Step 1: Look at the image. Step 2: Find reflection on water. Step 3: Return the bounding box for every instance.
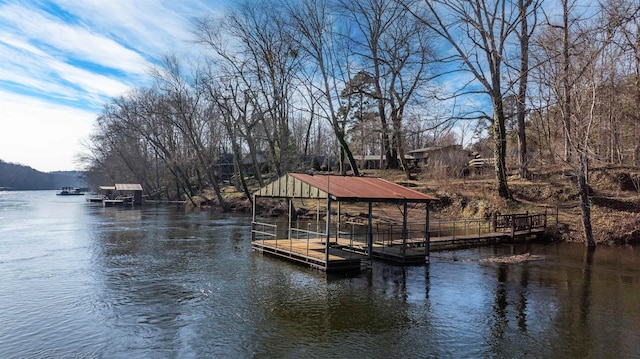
[1,191,640,357]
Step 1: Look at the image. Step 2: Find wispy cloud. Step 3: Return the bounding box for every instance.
[0,0,221,171]
[0,32,132,108]
[0,2,151,76]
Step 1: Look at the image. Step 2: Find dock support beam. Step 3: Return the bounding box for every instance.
[325,196,331,267]
[288,198,293,241]
[402,202,408,259]
[368,201,373,260]
[425,201,430,260]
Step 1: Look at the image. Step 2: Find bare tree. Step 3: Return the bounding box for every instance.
[532,0,639,247]
[193,1,302,177]
[612,0,640,165]
[285,0,361,176]
[96,90,197,203]
[340,0,436,178]
[149,56,229,210]
[410,0,523,198]
[202,75,257,202]
[513,0,540,179]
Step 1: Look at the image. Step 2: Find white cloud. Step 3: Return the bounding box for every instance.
[0,2,151,76]
[49,60,134,100]
[52,0,217,57]
[0,35,132,108]
[0,90,96,172]
[0,0,227,172]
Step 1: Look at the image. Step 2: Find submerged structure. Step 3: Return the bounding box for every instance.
[251,173,438,272]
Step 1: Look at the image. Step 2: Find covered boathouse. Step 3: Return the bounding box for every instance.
[251,173,438,272]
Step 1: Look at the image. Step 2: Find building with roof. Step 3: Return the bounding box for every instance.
[251,173,437,271]
[408,145,469,169]
[91,183,143,206]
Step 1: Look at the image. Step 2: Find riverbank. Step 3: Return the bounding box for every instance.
[208,166,640,246]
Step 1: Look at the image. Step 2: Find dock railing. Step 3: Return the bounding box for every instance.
[251,221,277,244]
[288,225,316,260]
[430,219,493,239]
[372,219,493,243]
[343,221,369,251]
[372,211,549,242]
[253,210,552,264]
[493,211,549,237]
[252,222,351,259]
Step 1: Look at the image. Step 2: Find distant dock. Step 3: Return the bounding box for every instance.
[87,183,143,207]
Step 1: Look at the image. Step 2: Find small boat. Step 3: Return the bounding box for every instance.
[56,187,85,196]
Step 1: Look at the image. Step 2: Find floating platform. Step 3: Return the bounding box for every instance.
[252,238,364,272]
[102,198,133,207]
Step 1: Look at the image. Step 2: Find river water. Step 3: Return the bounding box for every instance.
[1,190,639,358]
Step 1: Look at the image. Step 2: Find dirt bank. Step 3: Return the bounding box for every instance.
[209,167,640,246]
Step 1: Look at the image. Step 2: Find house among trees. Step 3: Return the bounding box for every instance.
[241,151,269,176]
[355,154,416,170]
[214,153,235,181]
[408,145,469,170]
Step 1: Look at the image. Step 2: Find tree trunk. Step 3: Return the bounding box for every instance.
[578,151,595,247]
[492,89,511,199]
[231,139,252,207]
[562,0,572,163]
[333,123,360,176]
[493,122,511,199]
[517,0,532,179]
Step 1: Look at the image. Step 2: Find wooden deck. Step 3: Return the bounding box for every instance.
[251,239,364,272]
[252,236,428,271]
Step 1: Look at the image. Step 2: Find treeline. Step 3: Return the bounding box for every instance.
[0,160,85,190]
[84,0,640,244]
[83,0,446,209]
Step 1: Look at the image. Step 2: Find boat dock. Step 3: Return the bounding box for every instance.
[252,212,549,271]
[251,173,552,272]
[86,184,143,207]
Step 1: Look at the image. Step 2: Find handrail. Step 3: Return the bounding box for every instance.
[252,221,277,229]
[251,221,277,243]
[494,212,548,233]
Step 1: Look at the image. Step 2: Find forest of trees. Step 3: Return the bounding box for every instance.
[83,0,640,244]
[0,160,85,190]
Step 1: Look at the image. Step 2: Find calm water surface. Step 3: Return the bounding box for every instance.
[1,191,639,358]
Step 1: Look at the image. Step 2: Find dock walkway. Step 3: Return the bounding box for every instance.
[429,228,546,250]
[252,211,550,272]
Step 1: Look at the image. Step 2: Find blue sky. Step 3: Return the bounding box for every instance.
[0,0,586,173]
[0,0,225,172]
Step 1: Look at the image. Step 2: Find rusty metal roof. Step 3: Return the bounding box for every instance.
[254,173,437,203]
